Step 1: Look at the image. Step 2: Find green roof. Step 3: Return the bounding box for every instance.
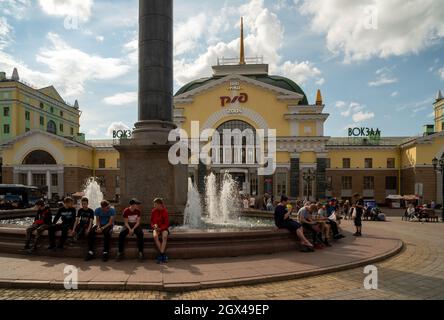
[175,74,309,105]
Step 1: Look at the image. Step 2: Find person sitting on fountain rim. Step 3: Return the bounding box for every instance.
[151,198,170,264]
[316,203,345,241]
[274,196,314,252]
[24,200,52,253]
[72,197,94,242]
[85,200,116,262]
[116,199,144,262]
[298,204,326,249]
[48,197,77,250]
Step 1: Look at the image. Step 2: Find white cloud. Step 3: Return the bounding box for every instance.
[107,122,130,137]
[440,68,444,80]
[95,35,104,43]
[103,91,137,106]
[38,0,94,22]
[368,67,398,87]
[174,0,323,87]
[299,0,444,63]
[337,101,374,124]
[0,0,31,19]
[174,13,207,56]
[391,91,399,97]
[353,111,375,122]
[35,32,130,97]
[0,17,12,50]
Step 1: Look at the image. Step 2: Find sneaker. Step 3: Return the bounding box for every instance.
[323,240,332,247]
[353,232,360,237]
[162,254,169,263]
[138,252,144,262]
[314,243,324,250]
[23,244,31,251]
[47,245,56,251]
[102,253,109,262]
[156,255,163,264]
[27,248,36,254]
[300,246,315,253]
[85,252,95,261]
[116,253,124,262]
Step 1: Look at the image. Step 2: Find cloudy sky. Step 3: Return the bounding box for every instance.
[1,0,443,139]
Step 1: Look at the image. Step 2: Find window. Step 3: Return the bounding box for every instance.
[3,107,9,117]
[70,127,74,135]
[386,176,397,190]
[25,111,30,121]
[99,159,106,169]
[59,123,64,132]
[50,106,54,113]
[51,174,58,187]
[32,174,46,187]
[19,173,28,186]
[3,124,10,134]
[326,158,331,169]
[47,120,57,134]
[364,176,375,190]
[326,176,332,191]
[250,175,258,196]
[60,111,64,117]
[115,175,120,188]
[343,158,351,169]
[276,172,287,196]
[25,128,30,132]
[342,176,352,189]
[40,116,44,126]
[387,158,395,169]
[365,158,373,169]
[39,102,44,109]
[117,159,120,169]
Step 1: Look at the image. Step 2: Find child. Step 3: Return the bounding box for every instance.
[151,198,170,264]
[117,199,144,262]
[49,197,77,250]
[72,197,94,241]
[352,193,364,237]
[85,200,116,262]
[25,200,52,253]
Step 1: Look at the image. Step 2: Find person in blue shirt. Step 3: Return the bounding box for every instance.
[85,200,115,262]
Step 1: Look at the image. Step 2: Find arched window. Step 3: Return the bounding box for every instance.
[23,150,57,165]
[215,120,256,165]
[47,120,57,134]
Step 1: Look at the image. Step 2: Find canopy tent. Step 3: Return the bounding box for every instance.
[386,195,403,200]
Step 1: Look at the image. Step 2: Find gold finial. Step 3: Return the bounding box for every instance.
[316,89,323,106]
[240,17,246,65]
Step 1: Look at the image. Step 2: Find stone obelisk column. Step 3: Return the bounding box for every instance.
[115,0,187,223]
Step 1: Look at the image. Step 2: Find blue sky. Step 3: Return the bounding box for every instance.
[0,0,443,139]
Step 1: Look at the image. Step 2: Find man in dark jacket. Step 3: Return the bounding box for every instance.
[25,200,52,253]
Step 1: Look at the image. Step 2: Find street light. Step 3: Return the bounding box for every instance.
[303,169,316,202]
[432,156,444,222]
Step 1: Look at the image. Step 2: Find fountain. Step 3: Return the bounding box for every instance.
[83,177,104,210]
[183,178,203,228]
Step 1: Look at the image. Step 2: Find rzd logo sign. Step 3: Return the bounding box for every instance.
[220,93,248,107]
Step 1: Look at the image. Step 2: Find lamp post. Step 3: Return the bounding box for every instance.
[303,169,316,202]
[432,156,444,222]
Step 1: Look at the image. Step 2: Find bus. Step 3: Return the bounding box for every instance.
[0,185,43,210]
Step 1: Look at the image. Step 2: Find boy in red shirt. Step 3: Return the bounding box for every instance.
[117,199,144,262]
[151,198,170,263]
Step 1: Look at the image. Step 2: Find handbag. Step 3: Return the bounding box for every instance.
[351,207,357,219]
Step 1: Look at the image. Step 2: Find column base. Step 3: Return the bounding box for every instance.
[132,120,177,146]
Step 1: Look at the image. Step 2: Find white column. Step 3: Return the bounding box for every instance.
[27,171,32,186]
[46,170,52,200]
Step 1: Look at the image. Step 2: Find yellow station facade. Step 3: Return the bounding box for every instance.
[1,47,444,205]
